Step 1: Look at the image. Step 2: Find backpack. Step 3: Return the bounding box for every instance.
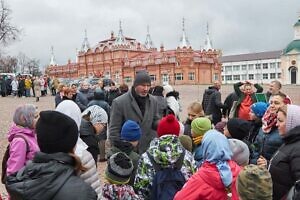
[147,150,186,200]
[1,135,29,184]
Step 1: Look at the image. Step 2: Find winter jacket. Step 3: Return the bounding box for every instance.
[75,88,94,111]
[134,135,197,200]
[80,119,99,163]
[109,89,160,154]
[153,95,168,119]
[174,160,241,200]
[233,82,263,119]
[183,119,192,138]
[222,92,239,117]
[202,86,215,114]
[107,88,121,106]
[107,140,140,185]
[6,152,97,200]
[205,87,226,125]
[24,79,32,89]
[79,149,102,199]
[7,124,40,176]
[11,80,18,91]
[102,184,141,200]
[250,127,283,164]
[269,126,300,200]
[88,89,110,120]
[165,94,181,119]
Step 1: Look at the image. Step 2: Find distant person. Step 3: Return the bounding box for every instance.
[204,81,227,125]
[183,101,205,137]
[266,80,291,104]
[151,85,168,118]
[106,82,120,106]
[54,83,67,107]
[11,77,19,97]
[118,83,129,96]
[75,81,94,111]
[109,71,160,154]
[6,111,97,200]
[233,81,263,121]
[33,76,41,102]
[163,84,181,119]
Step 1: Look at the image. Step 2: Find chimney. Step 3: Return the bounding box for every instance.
[111,31,114,39]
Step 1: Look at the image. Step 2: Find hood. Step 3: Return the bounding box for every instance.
[6,152,75,200]
[147,135,184,168]
[94,89,105,100]
[283,125,300,144]
[7,123,35,142]
[112,140,134,154]
[199,160,240,190]
[204,87,217,95]
[79,119,95,136]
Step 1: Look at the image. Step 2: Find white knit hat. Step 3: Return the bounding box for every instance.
[286,105,300,132]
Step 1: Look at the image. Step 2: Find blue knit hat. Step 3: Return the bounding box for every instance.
[121,120,141,141]
[251,102,268,118]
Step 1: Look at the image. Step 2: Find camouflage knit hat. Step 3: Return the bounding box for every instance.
[237,164,272,200]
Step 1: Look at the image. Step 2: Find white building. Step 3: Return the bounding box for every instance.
[220,50,282,84]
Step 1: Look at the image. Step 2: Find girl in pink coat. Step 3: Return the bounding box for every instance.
[6,104,40,176]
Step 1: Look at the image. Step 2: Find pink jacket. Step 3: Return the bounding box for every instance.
[174,160,241,200]
[7,124,40,175]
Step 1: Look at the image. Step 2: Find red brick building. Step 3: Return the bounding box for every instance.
[46,21,222,85]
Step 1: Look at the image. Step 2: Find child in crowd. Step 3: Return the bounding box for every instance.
[228,139,250,166]
[134,114,196,200]
[214,121,227,134]
[107,120,141,186]
[191,117,212,167]
[237,164,272,200]
[179,135,193,152]
[224,118,251,140]
[102,152,141,200]
[174,130,241,200]
[183,101,205,137]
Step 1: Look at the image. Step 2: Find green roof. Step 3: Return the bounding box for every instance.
[294,19,300,27]
[283,40,300,54]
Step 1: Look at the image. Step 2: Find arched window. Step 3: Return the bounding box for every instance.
[288,66,298,84]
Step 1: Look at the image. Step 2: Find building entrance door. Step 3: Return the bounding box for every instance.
[290,67,297,84]
[162,74,169,85]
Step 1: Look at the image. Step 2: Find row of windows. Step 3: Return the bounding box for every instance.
[223,62,280,72]
[222,73,281,81]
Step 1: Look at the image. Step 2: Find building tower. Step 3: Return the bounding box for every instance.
[144,25,155,50]
[203,22,213,51]
[81,29,90,52]
[114,20,127,46]
[49,46,56,66]
[179,18,191,48]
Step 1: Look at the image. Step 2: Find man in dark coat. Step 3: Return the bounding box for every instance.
[205,81,227,125]
[109,71,160,154]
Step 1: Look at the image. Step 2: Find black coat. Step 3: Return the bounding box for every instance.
[205,87,226,125]
[269,126,300,200]
[6,152,97,200]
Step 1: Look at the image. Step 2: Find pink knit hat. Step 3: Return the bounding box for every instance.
[286,105,300,132]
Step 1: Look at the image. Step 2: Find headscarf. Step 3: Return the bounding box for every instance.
[55,100,88,157]
[262,107,277,133]
[202,129,233,187]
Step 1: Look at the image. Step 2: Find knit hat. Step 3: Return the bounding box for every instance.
[105,152,134,184]
[121,120,142,141]
[286,105,300,132]
[228,139,249,166]
[191,117,212,137]
[251,102,268,118]
[36,111,78,153]
[133,71,151,87]
[82,105,108,125]
[226,118,251,140]
[215,121,227,134]
[179,135,193,152]
[237,164,273,200]
[157,114,180,137]
[163,84,173,95]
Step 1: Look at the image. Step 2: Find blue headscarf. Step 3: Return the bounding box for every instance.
[201,129,233,187]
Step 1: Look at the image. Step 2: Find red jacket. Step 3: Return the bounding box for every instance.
[174,160,241,200]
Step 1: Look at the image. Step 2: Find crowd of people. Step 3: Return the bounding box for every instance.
[1,71,300,200]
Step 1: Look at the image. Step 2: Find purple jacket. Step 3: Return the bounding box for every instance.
[7,124,40,175]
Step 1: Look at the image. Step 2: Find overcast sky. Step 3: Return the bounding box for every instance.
[3,0,300,68]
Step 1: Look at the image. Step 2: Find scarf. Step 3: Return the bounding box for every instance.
[192,135,203,145]
[262,108,277,133]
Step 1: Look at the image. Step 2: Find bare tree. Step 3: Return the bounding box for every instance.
[0,0,20,46]
[17,52,28,73]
